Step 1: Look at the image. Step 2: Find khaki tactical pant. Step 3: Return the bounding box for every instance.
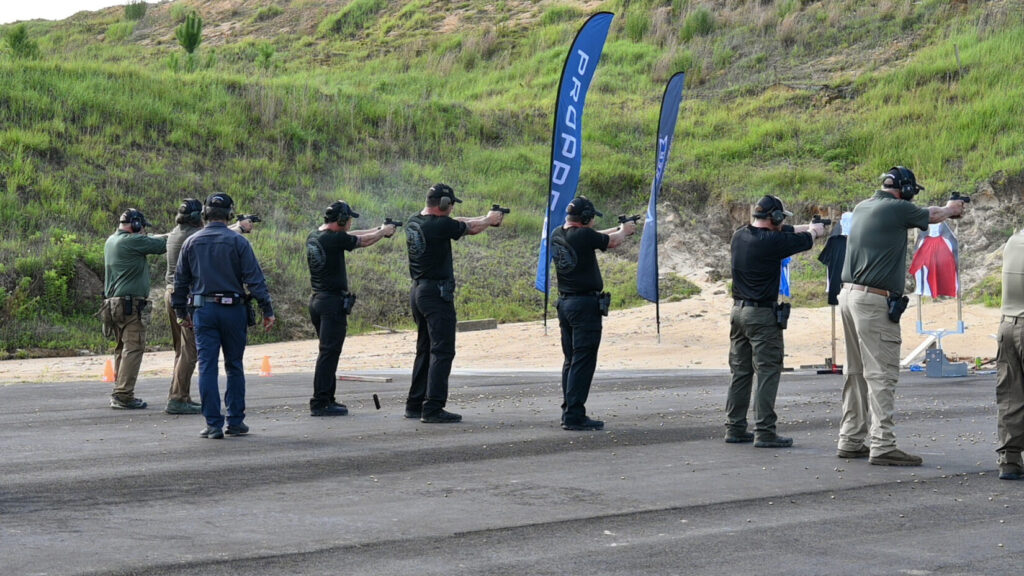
[165,287,197,403]
[108,297,148,401]
[838,288,901,456]
[996,317,1024,467]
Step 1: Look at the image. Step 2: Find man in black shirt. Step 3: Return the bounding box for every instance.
[404,183,505,423]
[551,196,636,431]
[306,201,396,417]
[726,195,824,447]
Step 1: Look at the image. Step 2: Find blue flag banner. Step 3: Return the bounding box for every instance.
[535,12,614,293]
[779,257,792,298]
[637,72,685,303]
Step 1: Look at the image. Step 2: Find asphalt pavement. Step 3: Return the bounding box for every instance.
[0,366,1019,575]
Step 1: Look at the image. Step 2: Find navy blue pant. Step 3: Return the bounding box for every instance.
[309,292,348,409]
[193,302,248,429]
[557,295,603,425]
[407,280,456,416]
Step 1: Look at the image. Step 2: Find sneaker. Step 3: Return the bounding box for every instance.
[754,434,793,448]
[837,445,871,459]
[404,409,422,419]
[110,396,147,410]
[420,409,462,424]
[310,404,349,417]
[199,426,224,439]
[562,417,604,431]
[225,423,249,436]
[999,463,1023,480]
[869,448,923,466]
[165,399,202,415]
[725,431,754,444]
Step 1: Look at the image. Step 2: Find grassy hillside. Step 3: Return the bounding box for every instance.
[1,0,1022,355]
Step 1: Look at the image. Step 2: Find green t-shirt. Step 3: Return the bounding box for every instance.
[841,191,930,295]
[1002,232,1024,318]
[103,230,167,298]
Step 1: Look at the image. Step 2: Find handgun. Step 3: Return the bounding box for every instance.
[617,214,641,224]
[950,192,970,218]
[237,214,262,223]
[384,217,403,227]
[812,215,832,226]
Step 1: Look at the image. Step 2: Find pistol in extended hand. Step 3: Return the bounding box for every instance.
[617,214,641,224]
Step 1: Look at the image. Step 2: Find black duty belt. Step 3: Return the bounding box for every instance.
[734,299,775,308]
[204,293,241,305]
[1003,315,1024,325]
[560,291,600,298]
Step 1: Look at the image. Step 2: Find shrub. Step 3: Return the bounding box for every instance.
[124,1,147,21]
[624,11,650,43]
[176,11,203,54]
[4,24,40,60]
[680,7,715,42]
[252,5,284,23]
[106,21,135,43]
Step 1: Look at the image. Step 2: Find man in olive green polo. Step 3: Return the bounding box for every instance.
[996,228,1024,480]
[102,208,167,410]
[837,166,964,466]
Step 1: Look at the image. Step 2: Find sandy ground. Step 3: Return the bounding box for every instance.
[0,284,1002,385]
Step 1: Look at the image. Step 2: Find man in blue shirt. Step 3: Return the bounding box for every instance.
[172,193,275,439]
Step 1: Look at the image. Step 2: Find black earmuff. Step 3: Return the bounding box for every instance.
[754,196,786,226]
[122,209,145,233]
[888,166,921,201]
[180,199,202,222]
[439,196,451,210]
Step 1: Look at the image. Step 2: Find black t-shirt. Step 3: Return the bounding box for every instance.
[730,224,813,303]
[406,213,467,281]
[306,228,359,293]
[817,235,847,306]
[551,225,610,294]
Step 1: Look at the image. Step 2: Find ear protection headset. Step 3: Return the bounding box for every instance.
[179,198,202,222]
[886,166,922,201]
[325,201,354,224]
[567,197,596,224]
[753,196,787,226]
[430,184,454,210]
[121,209,145,233]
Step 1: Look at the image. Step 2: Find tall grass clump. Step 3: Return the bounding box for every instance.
[4,24,40,60]
[318,0,387,37]
[680,7,715,42]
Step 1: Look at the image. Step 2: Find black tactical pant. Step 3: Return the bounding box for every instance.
[309,292,348,410]
[557,294,603,425]
[726,304,784,436]
[407,279,457,416]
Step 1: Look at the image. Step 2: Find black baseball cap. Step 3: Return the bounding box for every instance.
[754,195,792,219]
[205,193,234,210]
[325,200,360,222]
[566,196,603,218]
[427,183,462,204]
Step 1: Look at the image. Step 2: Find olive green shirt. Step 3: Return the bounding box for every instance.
[841,191,930,295]
[103,230,167,298]
[1002,231,1024,318]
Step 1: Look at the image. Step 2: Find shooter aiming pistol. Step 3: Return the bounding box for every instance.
[490,204,510,227]
[618,214,642,225]
[950,191,970,219]
[235,214,261,233]
[812,214,832,226]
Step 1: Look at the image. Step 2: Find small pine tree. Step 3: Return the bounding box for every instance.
[175,11,203,54]
[124,1,147,21]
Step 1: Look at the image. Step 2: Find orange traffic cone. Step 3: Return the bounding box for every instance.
[102,359,116,382]
[259,355,272,377]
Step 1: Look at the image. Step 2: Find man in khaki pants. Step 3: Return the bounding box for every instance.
[102,209,167,410]
[995,228,1024,480]
[837,166,964,466]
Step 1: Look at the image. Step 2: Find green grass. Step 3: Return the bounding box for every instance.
[0,0,1022,353]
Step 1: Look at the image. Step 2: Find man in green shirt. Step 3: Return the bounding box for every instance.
[837,166,964,466]
[102,208,167,409]
[996,229,1024,480]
